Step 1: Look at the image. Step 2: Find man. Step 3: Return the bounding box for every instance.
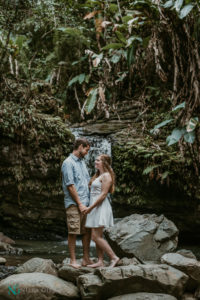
[61,138,92,268]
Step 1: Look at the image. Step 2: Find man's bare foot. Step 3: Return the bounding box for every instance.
[82,258,94,267]
[87,261,104,268]
[109,257,120,268]
[69,263,81,269]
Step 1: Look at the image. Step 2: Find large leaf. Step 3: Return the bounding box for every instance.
[186,117,199,132]
[166,128,185,146]
[126,36,142,48]
[172,101,185,112]
[174,0,183,12]
[179,4,194,19]
[143,164,160,175]
[184,131,195,143]
[150,119,173,133]
[85,88,98,114]
[163,0,173,8]
[68,74,86,87]
[102,43,124,50]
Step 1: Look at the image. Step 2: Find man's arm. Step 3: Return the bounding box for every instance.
[62,161,87,213]
[67,184,87,213]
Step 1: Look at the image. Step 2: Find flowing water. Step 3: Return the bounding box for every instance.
[70,127,111,175]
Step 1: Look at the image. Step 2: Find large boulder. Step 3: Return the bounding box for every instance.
[0,257,6,265]
[0,272,79,300]
[58,265,95,284]
[77,264,188,299]
[0,233,15,245]
[161,253,200,282]
[15,257,58,276]
[107,293,177,300]
[0,242,23,255]
[104,214,178,261]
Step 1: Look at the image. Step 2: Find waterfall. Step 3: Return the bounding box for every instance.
[70,128,112,176]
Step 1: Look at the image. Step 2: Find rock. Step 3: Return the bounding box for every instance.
[15,257,58,276]
[58,265,95,284]
[0,241,23,255]
[117,257,140,266]
[107,293,178,300]
[0,257,6,265]
[78,274,104,300]
[161,253,200,284]
[0,265,17,280]
[176,249,197,260]
[104,214,178,262]
[182,293,197,300]
[77,264,188,300]
[0,232,15,245]
[0,272,79,300]
[195,287,200,299]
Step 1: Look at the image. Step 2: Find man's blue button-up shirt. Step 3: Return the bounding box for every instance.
[61,153,90,209]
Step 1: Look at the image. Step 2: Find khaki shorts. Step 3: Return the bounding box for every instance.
[66,205,86,235]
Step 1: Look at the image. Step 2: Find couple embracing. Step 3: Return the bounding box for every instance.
[61,138,119,269]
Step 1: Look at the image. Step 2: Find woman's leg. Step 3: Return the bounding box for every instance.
[90,227,119,267]
[87,229,104,267]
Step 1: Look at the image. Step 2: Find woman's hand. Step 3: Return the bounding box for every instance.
[83,206,93,215]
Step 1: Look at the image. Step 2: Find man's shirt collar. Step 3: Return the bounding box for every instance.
[70,153,82,161]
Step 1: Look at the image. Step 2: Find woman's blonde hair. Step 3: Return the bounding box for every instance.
[89,154,115,193]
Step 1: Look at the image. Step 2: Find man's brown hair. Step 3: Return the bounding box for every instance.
[73,138,90,150]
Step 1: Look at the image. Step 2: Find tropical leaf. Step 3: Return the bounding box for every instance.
[184,131,195,143]
[85,88,98,113]
[143,164,160,175]
[166,128,185,146]
[172,101,185,112]
[186,117,199,132]
[179,4,194,19]
[102,43,124,50]
[150,119,173,133]
[68,74,86,87]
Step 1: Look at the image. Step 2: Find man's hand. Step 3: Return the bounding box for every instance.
[78,203,87,213]
[83,206,93,215]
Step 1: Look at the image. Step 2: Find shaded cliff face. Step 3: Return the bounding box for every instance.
[0,90,74,239]
[72,110,200,242]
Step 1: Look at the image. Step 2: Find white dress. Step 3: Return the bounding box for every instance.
[85,175,114,228]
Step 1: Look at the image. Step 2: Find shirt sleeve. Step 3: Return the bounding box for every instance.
[62,160,74,186]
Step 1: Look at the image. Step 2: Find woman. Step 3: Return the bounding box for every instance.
[84,154,119,268]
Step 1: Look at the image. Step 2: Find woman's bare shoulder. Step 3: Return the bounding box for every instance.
[101,172,112,181]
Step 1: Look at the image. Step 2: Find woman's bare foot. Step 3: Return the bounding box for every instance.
[69,263,81,269]
[82,258,94,267]
[87,261,104,268]
[109,257,120,268]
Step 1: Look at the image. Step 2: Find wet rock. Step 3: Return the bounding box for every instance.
[0,232,15,245]
[15,257,58,276]
[0,241,23,255]
[117,257,140,266]
[0,265,17,280]
[0,272,79,300]
[58,265,95,284]
[161,253,200,284]
[176,249,197,260]
[104,214,178,262]
[107,293,178,300]
[77,264,188,299]
[182,293,197,300]
[0,257,6,265]
[78,274,104,300]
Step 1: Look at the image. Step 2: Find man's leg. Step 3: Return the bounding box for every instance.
[81,228,93,266]
[68,233,80,268]
[66,205,81,269]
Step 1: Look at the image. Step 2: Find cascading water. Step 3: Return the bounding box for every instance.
[70,128,112,176]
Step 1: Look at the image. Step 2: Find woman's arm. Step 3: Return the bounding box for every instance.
[85,173,112,214]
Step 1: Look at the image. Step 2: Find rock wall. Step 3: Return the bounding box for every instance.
[0,93,74,239]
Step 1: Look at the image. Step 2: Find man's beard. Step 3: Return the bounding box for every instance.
[79,151,84,158]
